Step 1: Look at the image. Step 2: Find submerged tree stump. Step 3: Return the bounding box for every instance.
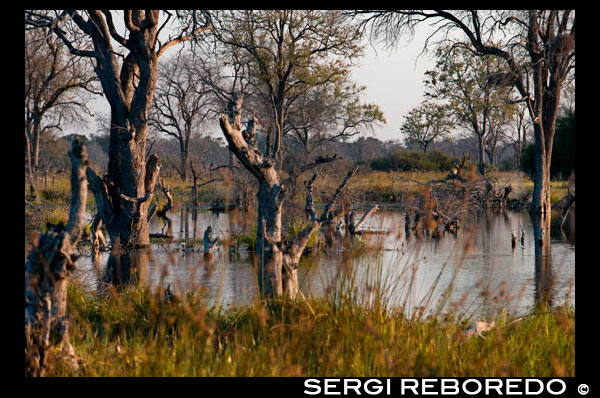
[25,138,88,376]
[346,205,379,234]
[203,226,218,255]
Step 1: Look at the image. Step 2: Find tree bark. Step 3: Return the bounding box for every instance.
[477,132,486,175]
[25,10,210,248]
[25,138,88,376]
[219,95,356,299]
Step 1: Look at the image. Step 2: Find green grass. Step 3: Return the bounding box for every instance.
[34,169,571,209]
[26,169,575,377]
[41,276,574,377]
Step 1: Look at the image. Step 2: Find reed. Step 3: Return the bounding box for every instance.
[42,242,574,377]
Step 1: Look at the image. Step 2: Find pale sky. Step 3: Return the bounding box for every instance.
[73,12,438,144]
[351,28,437,142]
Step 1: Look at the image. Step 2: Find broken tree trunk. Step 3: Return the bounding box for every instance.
[156,180,173,217]
[203,226,218,255]
[281,169,357,298]
[346,205,379,234]
[557,193,575,230]
[219,94,356,299]
[90,212,106,255]
[25,138,88,377]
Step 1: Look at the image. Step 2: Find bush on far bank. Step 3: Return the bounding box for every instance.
[370,149,456,172]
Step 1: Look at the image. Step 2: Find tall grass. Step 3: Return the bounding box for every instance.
[56,281,573,377]
[28,172,574,377]
[45,230,575,377]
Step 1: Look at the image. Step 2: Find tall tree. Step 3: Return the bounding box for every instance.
[219,95,357,298]
[357,10,575,228]
[25,10,211,247]
[400,101,452,153]
[211,10,364,167]
[25,24,98,193]
[423,44,515,173]
[149,52,214,181]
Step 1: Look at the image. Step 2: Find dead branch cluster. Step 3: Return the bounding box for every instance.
[403,175,514,238]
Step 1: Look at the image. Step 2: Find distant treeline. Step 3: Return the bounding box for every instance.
[38,110,574,180]
[370,150,456,172]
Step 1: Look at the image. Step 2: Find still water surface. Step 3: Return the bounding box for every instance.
[75,207,575,318]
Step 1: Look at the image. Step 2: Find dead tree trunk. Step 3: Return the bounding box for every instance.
[557,193,575,230]
[152,179,173,218]
[281,169,357,297]
[90,212,106,255]
[219,94,283,297]
[219,94,354,299]
[203,226,218,255]
[25,138,88,377]
[346,205,379,234]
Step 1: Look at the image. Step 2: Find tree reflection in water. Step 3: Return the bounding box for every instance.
[102,248,150,289]
[531,213,553,309]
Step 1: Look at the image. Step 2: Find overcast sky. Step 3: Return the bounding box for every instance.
[351,28,437,142]
[75,12,438,144]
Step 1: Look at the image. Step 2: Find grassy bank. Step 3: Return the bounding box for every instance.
[42,281,574,377]
[27,169,569,209]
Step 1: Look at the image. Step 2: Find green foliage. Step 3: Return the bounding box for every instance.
[47,280,574,377]
[371,150,455,172]
[521,111,575,180]
[551,110,575,179]
[401,101,453,152]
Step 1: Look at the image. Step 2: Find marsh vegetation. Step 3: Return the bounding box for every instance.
[25,10,574,378]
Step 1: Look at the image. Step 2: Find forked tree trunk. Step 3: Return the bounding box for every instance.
[33,10,210,249]
[219,95,356,299]
[25,138,88,377]
[255,182,285,297]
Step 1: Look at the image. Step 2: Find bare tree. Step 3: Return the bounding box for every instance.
[356,10,575,229]
[25,138,88,376]
[211,10,364,167]
[219,95,357,299]
[149,52,214,181]
[25,24,98,194]
[25,10,212,247]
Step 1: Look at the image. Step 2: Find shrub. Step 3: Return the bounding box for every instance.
[520,110,575,180]
[371,149,455,172]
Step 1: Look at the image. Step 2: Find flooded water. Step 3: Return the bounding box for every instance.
[75,206,575,318]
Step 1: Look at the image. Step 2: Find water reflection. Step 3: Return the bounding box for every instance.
[75,208,575,317]
[101,248,149,288]
[531,213,554,309]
